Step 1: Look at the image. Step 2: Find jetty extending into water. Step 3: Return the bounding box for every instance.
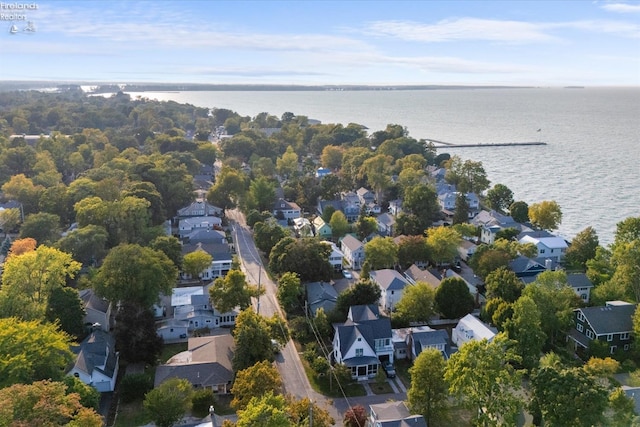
[426,138,546,148]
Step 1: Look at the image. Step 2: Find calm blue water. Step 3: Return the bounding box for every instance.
[127,88,640,246]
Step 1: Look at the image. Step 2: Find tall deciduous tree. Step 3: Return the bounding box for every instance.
[435,277,474,319]
[485,184,514,213]
[397,235,430,269]
[269,237,331,282]
[150,235,183,269]
[509,200,529,224]
[288,396,334,427]
[402,183,439,231]
[330,210,350,239]
[360,154,393,202]
[115,302,163,364]
[485,267,524,302]
[426,226,461,266]
[444,156,490,194]
[0,380,102,427]
[19,212,61,245]
[209,269,258,314]
[231,360,283,410]
[276,146,299,178]
[565,226,599,270]
[254,221,288,256]
[504,295,546,371]
[408,348,448,426]
[183,250,213,280]
[0,318,74,387]
[236,392,291,427]
[452,192,470,225]
[277,272,302,314]
[94,243,177,308]
[394,282,436,325]
[445,334,523,427]
[206,166,247,211]
[248,176,276,213]
[46,286,86,339]
[232,309,275,371]
[56,224,109,266]
[144,378,193,427]
[335,279,381,320]
[321,145,343,170]
[528,200,563,231]
[364,236,398,270]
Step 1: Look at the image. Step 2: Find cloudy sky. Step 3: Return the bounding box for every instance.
[1,0,639,86]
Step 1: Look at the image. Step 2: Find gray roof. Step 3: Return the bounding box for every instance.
[508,256,547,276]
[79,288,110,314]
[376,212,395,227]
[578,303,637,335]
[566,273,594,289]
[72,330,117,379]
[370,402,427,427]
[341,234,363,251]
[348,304,380,322]
[412,329,450,358]
[336,306,392,358]
[305,282,338,315]
[182,242,231,260]
[371,269,409,291]
[185,229,226,244]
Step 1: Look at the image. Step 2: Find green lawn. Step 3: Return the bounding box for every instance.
[113,401,151,427]
[369,381,394,395]
[158,342,188,364]
[301,359,366,397]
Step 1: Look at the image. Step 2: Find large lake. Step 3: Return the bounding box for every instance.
[127,88,640,246]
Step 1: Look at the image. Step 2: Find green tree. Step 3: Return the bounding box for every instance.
[444,156,490,194]
[288,396,334,427]
[402,183,439,230]
[248,176,276,212]
[485,267,523,302]
[46,286,86,339]
[335,279,381,320]
[393,281,436,325]
[115,302,163,364]
[528,200,563,231]
[150,235,183,269]
[232,309,275,371]
[330,210,350,239]
[355,215,377,241]
[94,244,177,308]
[210,269,258,313]
[509,200,529,224]
[254,221,288,256]
[530,366,607,427]
[144,378,193,427]
[56,224,109,266]
[0,245,81,320]
[276,146,299,178]
[565,226,599,270]
[445,334,523,427]
[360,154,393,202]
[504,295,545,371]
[485,184,514,213]
[0,207,21,236]
[587,246,615,286]
[269,237,331,282]
[19,212,61,245]
[397,235,430,269]
[63,375,101,411]
[236,392,291,427]
[426,226,461,266]
[408,348,448,426]
[610,239,640,302]
[435,277,474,319]
[183,250,213,280]
[0,318,74,387]
[0,380,102,427]
[206,166,247,211]
[452,192,471,225]
[321,145,343,170]
[608,387,638,427]
[612,216,640,249]
[468,246,512,281]
[277,272,302,314]
[231,360,283,410]
[364,236,398,270]
[1,173,43,214]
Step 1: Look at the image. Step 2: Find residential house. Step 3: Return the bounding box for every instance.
[403,264,440,290]
[170,285,237,331]
[341,234,365,270]
[181,242,233,281]
[452,313,497,348]
[293,217,313,237]
[567,273,594,303]
[438,191,480,219]
[313,216,332,239]
[305,281,338,316]
[323,241,345,272]
[78,289,112,332]
[568,301,636,357]
[316,167,331,178]
[177,200,223,219]
[332,305,394,380]
[376,213,396,237]
[179,216,222,238]
[184,228,226,244]
[509,256,548,279]
[155,333,235,394]
[370,269,410,312]
[393,326,451,361]
[518,232,568,262]
[356,187,375,206]
[368,401,427,427]
[273,198,301,220]
[457,240,477,262]
[388,199,402,216]
[68,329,119,392]
[472,210,528,245]
[156,318,189,341]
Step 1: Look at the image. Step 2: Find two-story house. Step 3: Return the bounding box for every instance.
[452,313,497,349]
[472,209,528,245]
[273,198,301,221]
[341,234,365,270]
[177,200,223,219]
[323,241,345,272]
[518,231,568,262]
[568,301,636,357]
[68,329,119,392]
[313,216,332,239]
[333,305,394,380]
[179,216,223,238]
[393,325,451,361]
[370,269,410,312]
[368,402,427,427]
[376,213,396,237]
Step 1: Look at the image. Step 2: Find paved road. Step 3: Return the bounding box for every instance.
[226,209,341,423]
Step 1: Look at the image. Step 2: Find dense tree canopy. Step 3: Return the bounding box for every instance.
[144,378,193,427]
[210,269,258,314]
[528,200,563,231]
[231,360,282,410]
[435,277,474,319]
[269,237,331,282]
[232,309,275,371]
[408,348,448,426]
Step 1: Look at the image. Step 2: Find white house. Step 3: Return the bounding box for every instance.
[370,269,410,312]
[457,240,477,262]
[171,285,237,331]
[376,213,396,237]
[181,242,233,282]
[369,401,427,427]
[177,200,223,218]
[273,198,301,220]
[567,273,594,303]
[179,216,223,238]
[292,217,313,237]
[341,234,365,270]
[78,289,112,332]
[332,305,393,380]
[322,241,345,272]
[519,233,568,262]
[452,313,497,348]
[68,329,119,392]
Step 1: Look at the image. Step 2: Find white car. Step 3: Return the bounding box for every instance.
[342,269,352,279]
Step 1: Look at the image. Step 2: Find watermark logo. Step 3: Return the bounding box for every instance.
[2,3,38,35]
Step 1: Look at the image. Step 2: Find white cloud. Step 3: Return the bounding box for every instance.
[363,18,559,43]
[601,3,640,13]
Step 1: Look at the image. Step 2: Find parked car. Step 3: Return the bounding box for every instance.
[271,339,281,354]
[381,361,396,378]
[342,269,352,279]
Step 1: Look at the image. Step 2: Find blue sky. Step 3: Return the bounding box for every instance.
[1,0,639,86]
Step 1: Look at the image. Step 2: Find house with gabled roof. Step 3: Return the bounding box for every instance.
[181,242,233,281]
[369,401,427,427]
[177,200,223,218]
[568,301,636,357]
[332,305,393,380]
[376,213,396,237]
[370,269,410,312]
[341,234,365,270]
[452,313,497,348]
[179,216,223,238]
[509,256,548,278]
[403,264,440,290]
[273,198,301,220]
[305,281,338,316]
[155,333,235,394]
[393,325,451,361]
[472,209,528,245]
[68,329,119,392]
[519,232,568,262]
[323,241,345,272]
[78,288,112,332]
[313,216,332,239]
[170,285,237,331]
[567,273,594,303]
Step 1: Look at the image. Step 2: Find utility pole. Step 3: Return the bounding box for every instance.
[256,264,261,314]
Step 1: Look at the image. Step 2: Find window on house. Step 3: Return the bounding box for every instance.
[576,324,583,333]
[624,344,630,351]
[577,312,585,322]
[355,348,363,357]
[607,334,613,341]
[621,333,630,340]
[610,345,617,354]
[586,329,594,339]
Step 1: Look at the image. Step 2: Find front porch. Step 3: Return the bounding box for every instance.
[344,356,380,380]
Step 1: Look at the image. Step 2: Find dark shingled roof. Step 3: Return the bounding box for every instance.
[578,303,636,335]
